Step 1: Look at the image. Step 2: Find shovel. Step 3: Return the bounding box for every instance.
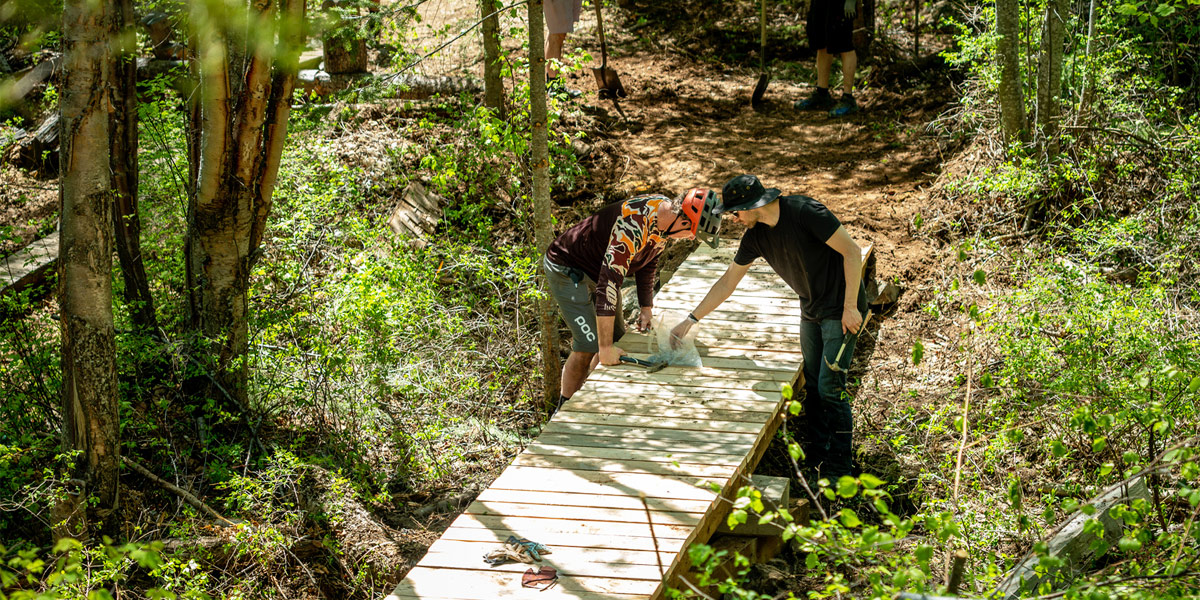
[824,309,873,373]
[750,0,770,108]
[620,355,666,373]
[591,0,627,99]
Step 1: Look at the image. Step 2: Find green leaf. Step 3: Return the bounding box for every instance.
[1187,376,1200,394]
[911,340,924,366]
[973,269,986,285]
[788,400,802,416]
[860,473,884,489]
[839,509,862,528]
[1092,437,1107,453]
[915,544,933,564]
[1117,536,1142,552]
[837,476,859,498]
[781,383,793,400]
[806,552,819,569]
[788,442,805,462]
[1050,440,1068,458]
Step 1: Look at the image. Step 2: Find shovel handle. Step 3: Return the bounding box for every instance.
[760,0,767,71]
[831,309,873,365]
[593,0,608,68]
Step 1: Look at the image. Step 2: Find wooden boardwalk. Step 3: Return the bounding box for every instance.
[386,244,824,600]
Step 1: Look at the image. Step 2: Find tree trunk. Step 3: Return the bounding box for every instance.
[996,0,1027,147]
[113,0,158,333]
[322,0,367,74]
[55,0,121,541]
[528,0,561,412]
[1036,0,1067,157]
[480,0,504,113]
[1077,0,1097,122]
[186,0,306,409]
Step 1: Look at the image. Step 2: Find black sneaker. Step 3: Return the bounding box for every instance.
[830,93,859,116]
[548,78,582,100]
[794,87,834,111]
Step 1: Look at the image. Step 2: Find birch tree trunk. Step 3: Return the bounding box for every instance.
[528,0,562,412]
[186,0,306,408]
[55,0,121,540]
[481,0,504,113]
[996,0,1027,147]
[113,0,158,332]
[1036,0,1067,157]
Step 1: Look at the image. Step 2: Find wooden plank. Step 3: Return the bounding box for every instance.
[557,402,775,423]
[437,524,688,554]
[552,411,764,434]
[513,453,737,478]
[586,366,794,387]
[473,489,713,514]
[423,538,671,567]
[570,380,783,403]
[488,466,722,501]
[562,395,780,416]
[464,500,702,527]
[417,546,669,581]
[0,233,58,293]
[389,567,655,599]
[520,443,745,467]
[540,421,760,445]
[447,513,695,541]
[534,432,753,455]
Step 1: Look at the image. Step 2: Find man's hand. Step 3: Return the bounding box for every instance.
[638,307,654,332]
[598,345,626,366]
[841,306,863,335]
[669,319,694,348]
[843,0,856,18]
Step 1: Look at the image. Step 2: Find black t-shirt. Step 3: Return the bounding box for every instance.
[733,195,863,322]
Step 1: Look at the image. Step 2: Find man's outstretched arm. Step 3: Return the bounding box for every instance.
[670,261,752,343]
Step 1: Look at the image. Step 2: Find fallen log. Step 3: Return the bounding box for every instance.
[2,112,59,176]
[0,54,61,114]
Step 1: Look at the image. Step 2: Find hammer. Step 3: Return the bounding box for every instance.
[620,355,667,373]
[824,309,873,373]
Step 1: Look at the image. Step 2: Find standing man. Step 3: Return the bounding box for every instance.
[545,189,721,410]
[671,175,866,479]
[794,0,860,116]
[544,0,583,83]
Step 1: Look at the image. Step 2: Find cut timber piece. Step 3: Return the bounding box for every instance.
[388,181,444,246]
[557,401,775,422]
[465,499,703,527]
[4,112,60,175]
[437,524,689,554]
[586,365,794,387]
[552,410,764,434]
[389,566,656,599]
[418,546,669,581]
[716,475,789,536]
[520,443,746,466]
[1,55,61,114]
[448,512,695,540]
[1,232,58,297]
[423,538,668,567]
[512,452,738,479]
[488,465,723,502]
[473,488,713,514]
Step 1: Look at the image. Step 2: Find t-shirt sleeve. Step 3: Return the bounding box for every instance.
[802,199,842,242]
[733,233,760,266]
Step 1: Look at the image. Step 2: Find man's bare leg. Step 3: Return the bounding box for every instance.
[816,48,834,89]
[561,350,594,398]
[546,33,567,79]
[840,49,857,94]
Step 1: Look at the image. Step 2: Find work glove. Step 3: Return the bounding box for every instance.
[843,0,856,19]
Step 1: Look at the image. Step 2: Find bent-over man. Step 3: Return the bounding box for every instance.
[671,174,866,478]
[545,189,721,410]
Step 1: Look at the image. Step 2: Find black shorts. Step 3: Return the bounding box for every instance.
[806,0,856,54]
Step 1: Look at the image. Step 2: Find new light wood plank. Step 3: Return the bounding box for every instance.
[557,402,775,422]
[416,548,669,581]
[551,411,764,434]
[540,421,759,444]
[423,538,671,567]
[586,366,793,387]
[488,466,721,501]
[473,489,713,514]
[390,567,654,600]
[533,432,752,455]
[448,513,694,540]
[568,381,782,403]
[513,453,737,479]
[520,443,745,467]
[465,500,702,527]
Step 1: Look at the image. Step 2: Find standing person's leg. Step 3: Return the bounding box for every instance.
[544,257,600,407]
[828,6,859,115]
[815,319,858,478]
[796,0,836,110]
[839,50,857,95]
[543,0,582,80]
[546,33,567,79]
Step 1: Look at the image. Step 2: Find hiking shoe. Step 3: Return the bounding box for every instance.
[794,87,834,111]
[830,93,859,116]
[548,78,582,100]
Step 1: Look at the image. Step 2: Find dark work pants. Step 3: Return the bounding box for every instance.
[799,318,859,479]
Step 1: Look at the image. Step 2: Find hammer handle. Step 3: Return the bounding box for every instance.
[831,309,873,364]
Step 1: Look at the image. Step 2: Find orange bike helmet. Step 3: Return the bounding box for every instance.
[681,188,722,249]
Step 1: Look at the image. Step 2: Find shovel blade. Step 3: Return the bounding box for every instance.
[593,66,627,99]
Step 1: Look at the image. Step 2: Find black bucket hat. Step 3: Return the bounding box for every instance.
[714,174,782,215]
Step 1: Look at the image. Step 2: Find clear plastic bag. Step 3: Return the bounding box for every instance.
[647,310,703,368]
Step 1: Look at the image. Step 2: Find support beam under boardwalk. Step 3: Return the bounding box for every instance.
[387,243,873,600]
